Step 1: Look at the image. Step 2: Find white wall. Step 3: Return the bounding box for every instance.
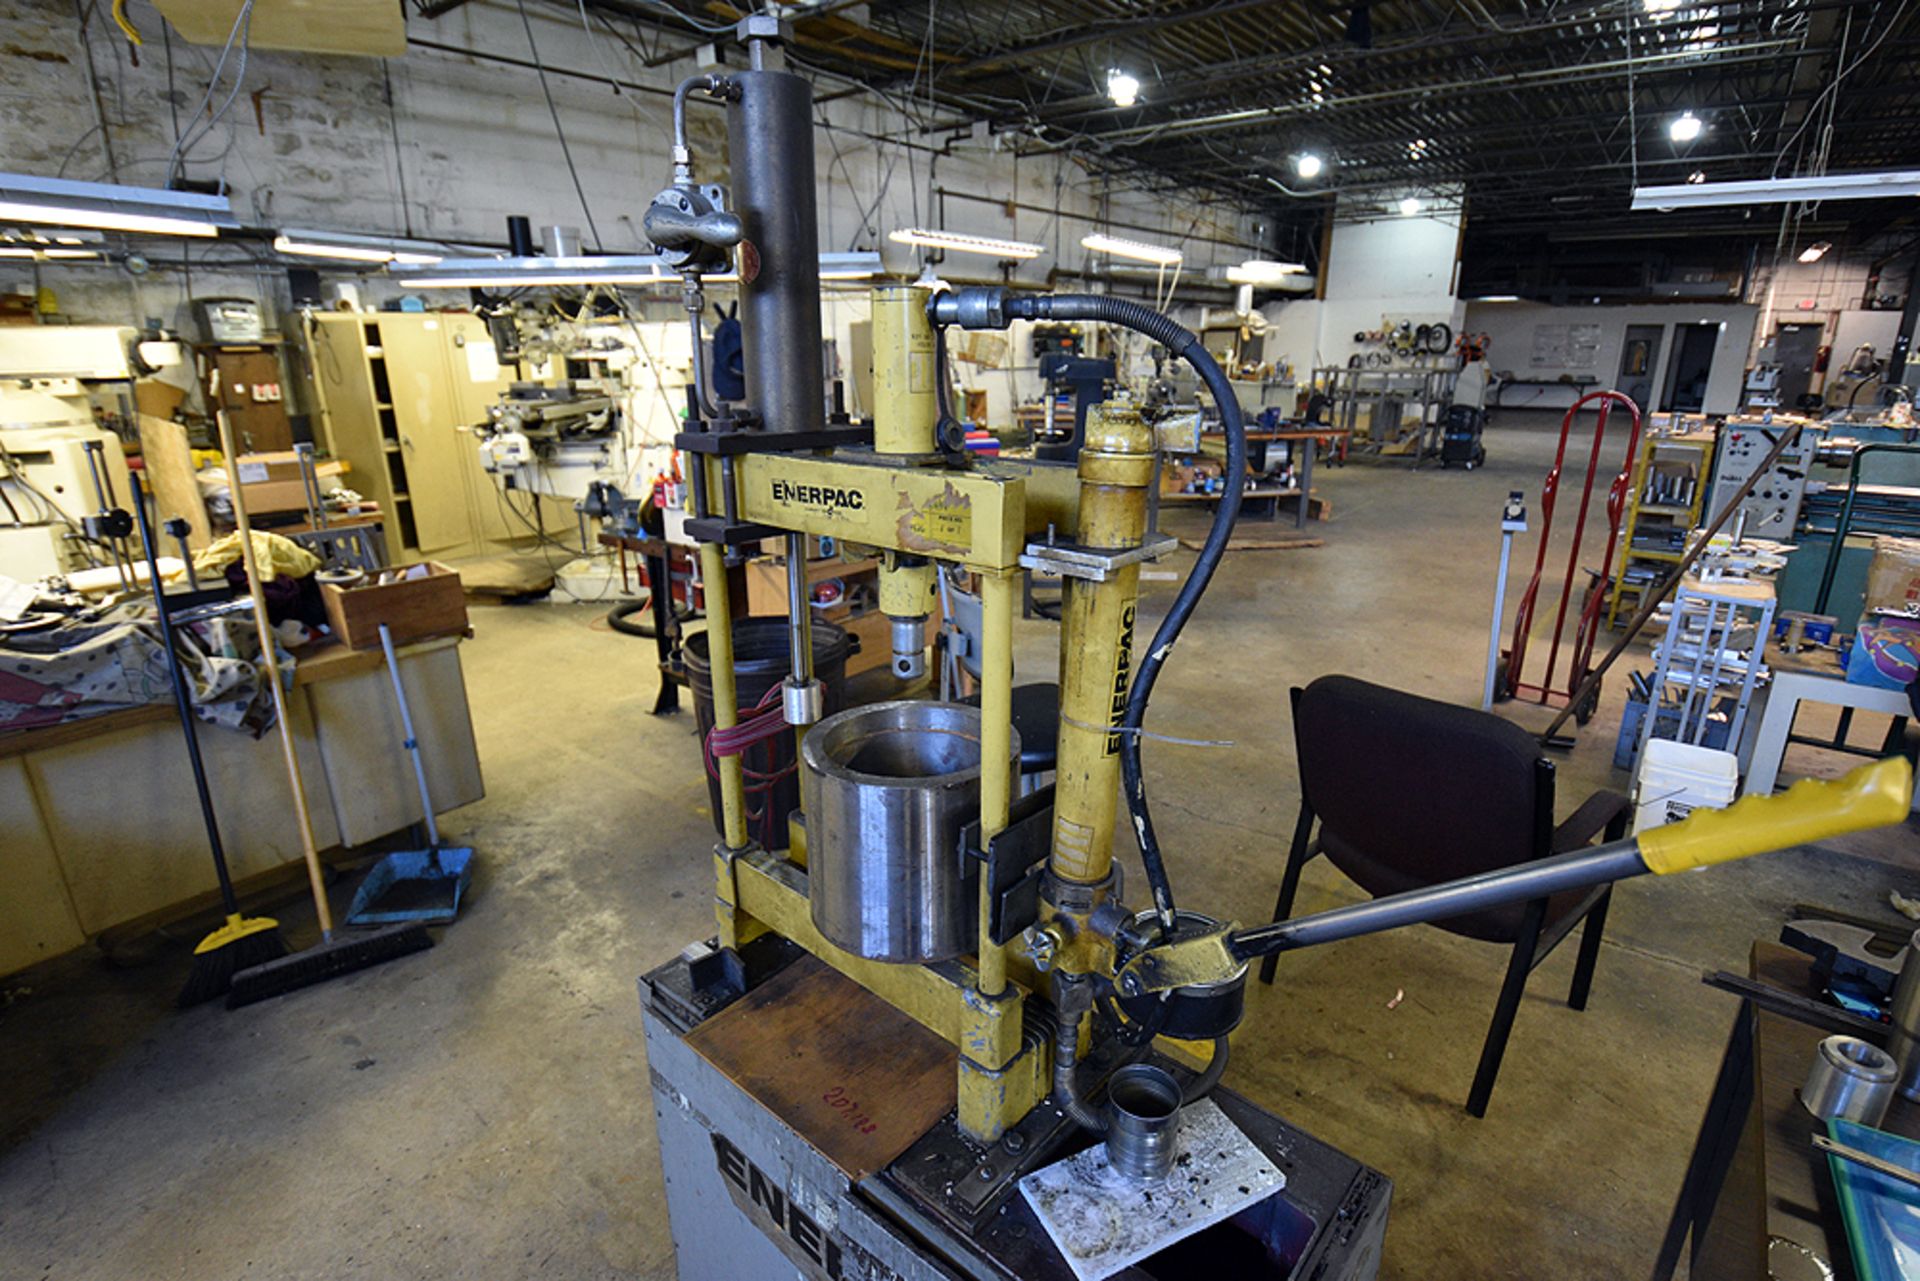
[1460,301,1759,415]
[1248,196,1465,376]
[0,0,1261,423]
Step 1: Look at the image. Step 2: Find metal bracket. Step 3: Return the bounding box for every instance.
[962,785,1055,946]
[674,424,874,456]
[1019,532,1178,583]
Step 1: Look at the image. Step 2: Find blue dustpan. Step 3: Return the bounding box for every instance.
[345,624,476,928]
[347,846,474,926]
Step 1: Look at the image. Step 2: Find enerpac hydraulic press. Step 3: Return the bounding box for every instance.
[636,20,1913,1280]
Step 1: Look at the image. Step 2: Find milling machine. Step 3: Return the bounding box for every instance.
[636,21,1913,1280]
[475,309,694,535]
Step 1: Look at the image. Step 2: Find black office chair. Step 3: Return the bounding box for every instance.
[1260,675,1631,1116]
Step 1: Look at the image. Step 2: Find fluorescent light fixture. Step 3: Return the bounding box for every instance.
[1399,196,1423,216]
[1107,70,1141,108]
[402,250,885,290]
[1295,153,1324,180]
[1080,232,1182,266]
[1687,170,1706,184]
[1644,0,1681,12]
[1668,111,1702,143]
[818,250,884,280]
[1477,294,1522,302]
[1632,169,1920,209]
[1797,241,1832,264]
[398,254,677,288]
[0,247,99,259]
[1225,259,1306,285]
[274,228,446,265]
[888,228,1044,260]
[0,173,235,238]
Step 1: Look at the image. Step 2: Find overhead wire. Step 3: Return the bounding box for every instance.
[516,0,606,251]
[164,0,256,187]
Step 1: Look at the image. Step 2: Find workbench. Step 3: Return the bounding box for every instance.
[1160,428,1347,529]
[0,633,482,976]
[1743,640,1920,811]
[1654,941,1920,1280]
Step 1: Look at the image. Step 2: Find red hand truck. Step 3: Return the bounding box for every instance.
[1495,390,1642,725]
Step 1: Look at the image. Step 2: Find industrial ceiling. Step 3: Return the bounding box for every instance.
[525,0,1919,267]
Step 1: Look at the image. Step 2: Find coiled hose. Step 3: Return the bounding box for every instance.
[956,292,1247,933]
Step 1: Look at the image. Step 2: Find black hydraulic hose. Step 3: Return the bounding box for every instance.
[994,293,1246,932]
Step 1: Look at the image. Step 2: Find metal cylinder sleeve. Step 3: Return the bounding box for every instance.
[802,701,1019,962]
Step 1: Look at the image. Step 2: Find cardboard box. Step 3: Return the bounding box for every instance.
[321,562,467,650]
[234,450,348,514]
[1845,613,1920,691]
[1865,536,1920,616]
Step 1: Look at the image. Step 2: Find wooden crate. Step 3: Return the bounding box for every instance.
[321,562,468,650]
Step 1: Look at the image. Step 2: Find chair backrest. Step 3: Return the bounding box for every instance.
[1294,675,1551,897]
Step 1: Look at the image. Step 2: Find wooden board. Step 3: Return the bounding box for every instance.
[1181,536,1324,552]
[685,954,957,1180]
[136,414,211,550]
[154,0,405,57]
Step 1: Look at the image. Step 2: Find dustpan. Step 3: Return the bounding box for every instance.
[346,624,475,926]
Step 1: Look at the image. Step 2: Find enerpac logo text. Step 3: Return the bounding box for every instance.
[772,479,865,513]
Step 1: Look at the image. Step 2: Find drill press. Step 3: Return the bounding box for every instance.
[636,20,1912,1279]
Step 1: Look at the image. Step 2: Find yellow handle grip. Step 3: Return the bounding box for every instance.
[1639,756,1913,875]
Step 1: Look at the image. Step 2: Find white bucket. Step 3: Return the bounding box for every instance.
[1633,739,1740,836]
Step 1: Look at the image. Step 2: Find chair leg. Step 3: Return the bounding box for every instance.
[1467,897,1547,1118]
[1568,886,1612,1011]
[1259,805,1316,987]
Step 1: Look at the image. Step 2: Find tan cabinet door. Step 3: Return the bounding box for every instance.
[379,317,473,554]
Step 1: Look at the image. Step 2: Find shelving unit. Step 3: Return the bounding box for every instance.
[304,311,572,560]
[1605,430,1714,627]
[1621,576,1776,775]
[1314,364,1459,466]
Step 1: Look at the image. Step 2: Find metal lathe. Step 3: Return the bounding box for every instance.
[637,19,1912,1280]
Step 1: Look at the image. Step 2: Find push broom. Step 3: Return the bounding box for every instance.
[208,407,432,1007]
[131,475,288,1005]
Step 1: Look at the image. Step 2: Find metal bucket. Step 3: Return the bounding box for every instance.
[801,701,1018,963]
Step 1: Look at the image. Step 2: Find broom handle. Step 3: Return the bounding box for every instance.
[131,474,242,917]
[378,623,441,848]
[217,407,335,939]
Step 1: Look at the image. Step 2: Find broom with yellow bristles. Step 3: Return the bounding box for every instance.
[132,475,289,1004]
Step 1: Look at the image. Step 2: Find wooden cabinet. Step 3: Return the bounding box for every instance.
[200,343,293,452]
[302,312,570,560]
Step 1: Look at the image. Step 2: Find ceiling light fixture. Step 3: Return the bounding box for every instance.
[1632,169,1920,209]
[1080,232,1182,266]
[1295,153,1324,180]
[0,247,99,260]
[274,228,445,265]
[1399,196,1423,216]
[1107,69,1142,108]
[1687,170,1707,184]
[888,228,1044,260]
[1644,0,1681,12]
[1476,294,1522,302]
[1797,241,1833,264]
[0,173,236,238]
[1668,111,1703,143]
[817,250,885,280]
[1225,259,1306,285]
[398,254,678,289]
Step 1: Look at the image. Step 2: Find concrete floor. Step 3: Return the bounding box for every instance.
[3,411,1917,1280]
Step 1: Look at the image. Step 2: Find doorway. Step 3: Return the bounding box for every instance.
[1661,323,1720,412]
[1771,322,1823,408]
[1616,325,1664,413]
